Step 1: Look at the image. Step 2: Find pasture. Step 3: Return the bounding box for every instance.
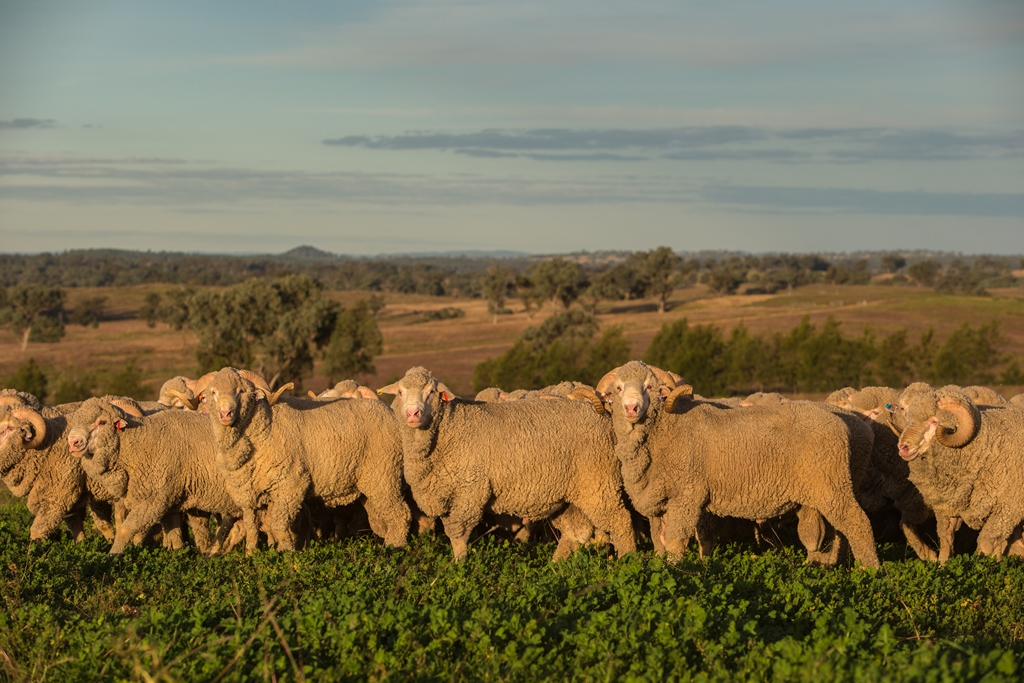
[3,283,1024,398]
[1,495,1023,682]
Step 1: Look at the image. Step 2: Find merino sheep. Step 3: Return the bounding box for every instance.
[896,386,1024,559]
[379,366,636,561]
[307,379,380,402]
[598,361,879,567]
[158,376,194,408]
[826,386,937,561]
[960,386,1008,406]
[66,397,243,554]
[0,403,116,543]
[1010,393,1024,406]
[178,367,410,552]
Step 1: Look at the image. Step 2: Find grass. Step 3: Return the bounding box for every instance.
[3,283,1024,397]
[0,500,1022,682]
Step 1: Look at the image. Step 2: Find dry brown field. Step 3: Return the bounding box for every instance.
[2,283,1024,399]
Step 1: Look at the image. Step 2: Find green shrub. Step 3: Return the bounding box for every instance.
[2,358,48,402]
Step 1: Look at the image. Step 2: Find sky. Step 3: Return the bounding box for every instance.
[1,0,1022,256]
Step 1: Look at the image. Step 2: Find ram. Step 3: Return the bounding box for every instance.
[179,368,410,552]
[598,361,879,567]
[896,386,1024,560]
[380,366,635,561]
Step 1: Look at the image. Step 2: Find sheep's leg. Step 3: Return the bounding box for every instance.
[550,505,593,562]
[976,512,1021,559]
[660,498,703,562]
[28,504,67,543]
[362,491,411,548]
[87,498,116,542]
[161,510,186,550]
[577,494,636,558]
[695,512,718,559]
[649,515,665,555]
[817,497,879,568]
[207,514,237,556]
[267,490,304,551]
[65,508,87,542]
[900,517,938,562]
[938,516,961,564]
[187,512,212,554]
[242,508,260,554]
[110,505,167,555]
[1007,526,1024,557]
[798,507,843,566]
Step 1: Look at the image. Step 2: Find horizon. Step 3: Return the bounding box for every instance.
[1,1,1022,254]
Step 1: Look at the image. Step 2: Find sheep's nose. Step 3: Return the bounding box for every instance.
[219,408,234,424]
[68,435,86,454]
[898,443,911,459]
[405,407,422,423]
[623,402,640,418]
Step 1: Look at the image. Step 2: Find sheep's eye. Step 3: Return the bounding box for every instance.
[97,419,106,426]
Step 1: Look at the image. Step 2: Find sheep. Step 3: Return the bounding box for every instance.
[175,367,410,552]
[0,403,116,543]
[896,386,1024,560]
[740,391,787,406]
[158,376,194,408]
[825,386,938,561]
[66,396,245,554]
[597,361,879,567]
[960,386,1008,406]
[306,379,380,402]
[378,366,636,561]
[1011,393,1024,406]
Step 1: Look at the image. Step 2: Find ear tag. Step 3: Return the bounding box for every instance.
[115,423,123,432]
[442,392,452,403]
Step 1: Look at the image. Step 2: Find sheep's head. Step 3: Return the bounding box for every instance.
[961,385,1008,406]
[378,367,455,430]
[0,406,47,475]
[596,361,681,424]
[158,376,194,408]
[315,380,379,401]
[897,388,979,460]
[473,387,504,403]
[0,388,43,411]
[67,398,134,468]
[831,386,901,427]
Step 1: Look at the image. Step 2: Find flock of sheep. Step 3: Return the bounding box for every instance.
[2,361,1023,567]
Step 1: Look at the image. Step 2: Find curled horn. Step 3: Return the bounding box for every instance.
[10,408,46,450]
[0,396,25,408]
[107,398,144,418]
[663,384,694,414]
[356,386,380,401]
[595,366,622,395]
[165,389,200,411]
[646,365,678,389]
[237,369,271,393]
[192,372,217,398]
[935,392,979,448]
[568,387,608,415]
[267,383,294,405]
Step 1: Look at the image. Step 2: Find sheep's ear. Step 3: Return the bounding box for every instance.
[862,407,883,423]
[308,390,318,400]
[377,382,401,396]
[657,385,673,400]
[114,419,128,432]
[436,382,456,402]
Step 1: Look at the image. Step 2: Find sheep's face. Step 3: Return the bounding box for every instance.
[607,362,658,424]
[202,371,253,427]
[846,388,899,425]
[67,399,127,468]
[896,394,949,460]
[0,408,45,475]
[379,367,454,430]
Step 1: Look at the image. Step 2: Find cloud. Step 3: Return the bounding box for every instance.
[1,155,1021,218]
[0,118,56,130]
[325,126,1024,163]
[701,185,1024,218]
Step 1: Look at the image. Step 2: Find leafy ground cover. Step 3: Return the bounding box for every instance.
[1,500,1021,682]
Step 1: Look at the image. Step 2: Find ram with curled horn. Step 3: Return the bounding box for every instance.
[896,386,1024,560]
[0,404,117,544]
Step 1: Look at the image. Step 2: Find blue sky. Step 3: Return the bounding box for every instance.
[1,0,1022,255]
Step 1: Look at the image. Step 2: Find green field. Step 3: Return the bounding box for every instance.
[1,498,1021,682]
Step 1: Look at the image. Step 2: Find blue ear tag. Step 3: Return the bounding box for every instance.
[884,404,893,410]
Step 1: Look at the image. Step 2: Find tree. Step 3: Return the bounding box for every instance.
[103,359,146,398]
[531,258,586,309]
[473,310,628,391]
[0,285,66,350]
[482,266,513,324]
[636,246,681,313]
[68,296,107,328]
[908,260,939,286]
[171,275,339,390]
[3,358,48,402]
[706,266,745,295]
[139,293,162,328]
[322,299,384,381]
[881,254,907,273]
[514,275,544,318]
